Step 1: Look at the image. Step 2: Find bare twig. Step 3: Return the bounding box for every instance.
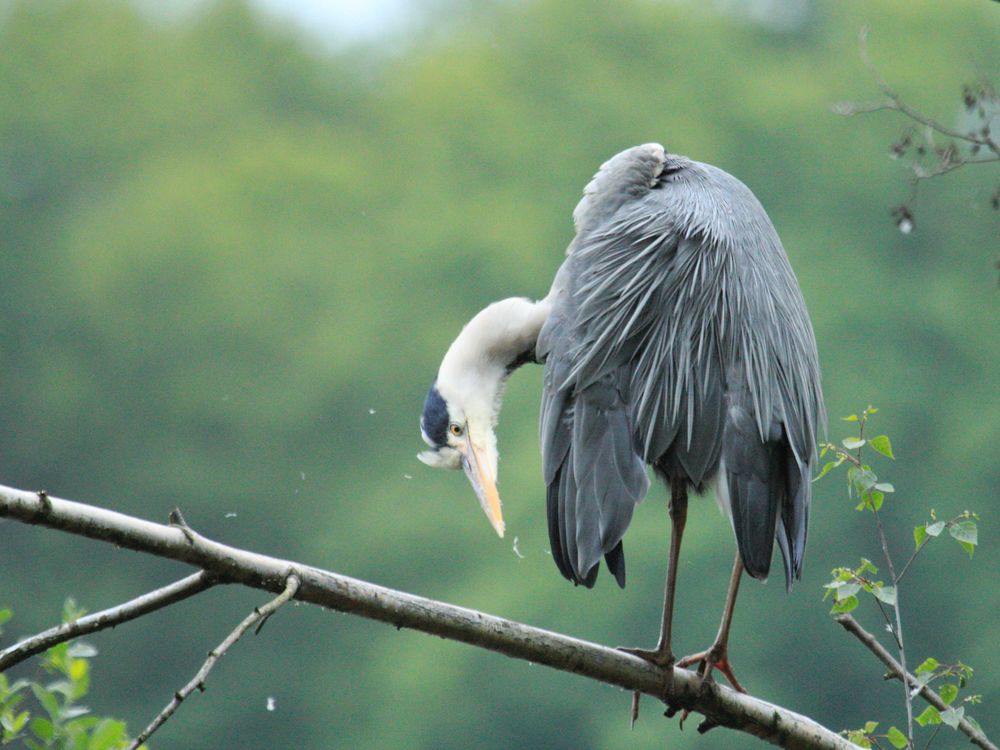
[835,27,1000,241]
[895,538,931,586]
[835,614,996,750]
[853,28,999,155]
[0,483,856,750]
[0,571,217,671]
[126,574,301,750]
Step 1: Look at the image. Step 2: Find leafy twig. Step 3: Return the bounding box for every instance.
[835,615,996,750]
[126,573,301,750]
[0,571,217,671]
[869,502,913,743]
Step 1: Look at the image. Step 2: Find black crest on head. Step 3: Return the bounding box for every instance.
[421,380,450,448]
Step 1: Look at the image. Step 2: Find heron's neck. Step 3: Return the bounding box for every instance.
[438,296,549,418]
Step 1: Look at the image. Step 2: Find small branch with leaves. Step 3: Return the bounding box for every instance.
[833,28,1000,237]
[835,615,994,750]
[815,406,988,750]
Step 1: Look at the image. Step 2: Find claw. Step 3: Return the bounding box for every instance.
[617,646,676,727]
[676,647,746,693]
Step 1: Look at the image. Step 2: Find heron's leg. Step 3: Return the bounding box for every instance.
[676,552,746,693]
[620,477,688,670]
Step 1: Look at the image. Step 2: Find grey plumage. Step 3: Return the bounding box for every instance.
[538,144,824,590]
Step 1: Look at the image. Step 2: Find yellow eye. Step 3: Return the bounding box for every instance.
[449,423,464,437]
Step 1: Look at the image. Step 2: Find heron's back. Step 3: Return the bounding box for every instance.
[538,144,824,589]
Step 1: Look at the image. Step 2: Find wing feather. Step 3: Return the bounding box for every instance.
[539,144,823,588]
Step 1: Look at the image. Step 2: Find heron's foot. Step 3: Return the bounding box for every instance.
[617,645,675,670]
[676,645,746,693]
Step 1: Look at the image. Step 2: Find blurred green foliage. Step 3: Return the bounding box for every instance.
[0,0,996,748]
[0,602,144,749]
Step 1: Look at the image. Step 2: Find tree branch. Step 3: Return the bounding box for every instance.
[0,483,855,750]
[835,614,996,750]
[126,574,300,750]
[0,571,217,672]
[851,27,999,155]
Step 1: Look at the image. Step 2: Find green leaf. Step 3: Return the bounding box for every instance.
[938,683,958,705]
[60,705,90,721]
[886,725,909,748]
[874,482,894,493]
[836,582,862,599]
[863,721,879,733]
[12,711,29,733]
[914,525,927,548]
[30,685,60,721]
[843,437,866,450]
[872,585,897,605]
[1,712,27,734]
[847,466,878,496]
[915,657,940,674]
[925,521,946,537]
[862,491,885,511]
[69,658,89,682]
[939,706,964,729]
[949,520,977,546]
[813,460,839,483]
[842,414,859,422]
[61,598,86,624]
[87,719,126,750]
[67,643,98,659]
[869,435,895,459]
[0,608,12,630]
[958,540,975,558]
[830,595,859,614]
[843,729,872,748]
[915,706,941,726]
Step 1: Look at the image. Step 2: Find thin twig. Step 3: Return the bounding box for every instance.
[871,598,899,649]
[895,538,930,586]
[870,504,913,743]
[835,614,997,750]
[897,513,973,585]
[855,28,999,155]
[911,154,1000,180]
[0,571,217,671]
[0,483,857,750]
[922,723,944,750]
[126,573,301,750]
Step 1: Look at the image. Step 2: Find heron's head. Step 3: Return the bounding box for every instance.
[415,297,549,539]
[418,377,505,537]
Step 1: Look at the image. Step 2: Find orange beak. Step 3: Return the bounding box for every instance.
[460,430,505,538]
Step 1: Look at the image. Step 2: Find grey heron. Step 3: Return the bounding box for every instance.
[418,143,824,689]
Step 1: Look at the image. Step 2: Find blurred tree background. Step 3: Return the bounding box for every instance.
[0,0,997,747]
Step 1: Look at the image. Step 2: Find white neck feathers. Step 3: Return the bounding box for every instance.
[437,297,549,421]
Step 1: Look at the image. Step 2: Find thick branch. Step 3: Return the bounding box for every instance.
[0,571,217,672]
[0,484,854,750]
[835,614,996,750]
[127,574,300,750]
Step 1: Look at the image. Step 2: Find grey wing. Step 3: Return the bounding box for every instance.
[564,152,824,588]
[539,258,649,588]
